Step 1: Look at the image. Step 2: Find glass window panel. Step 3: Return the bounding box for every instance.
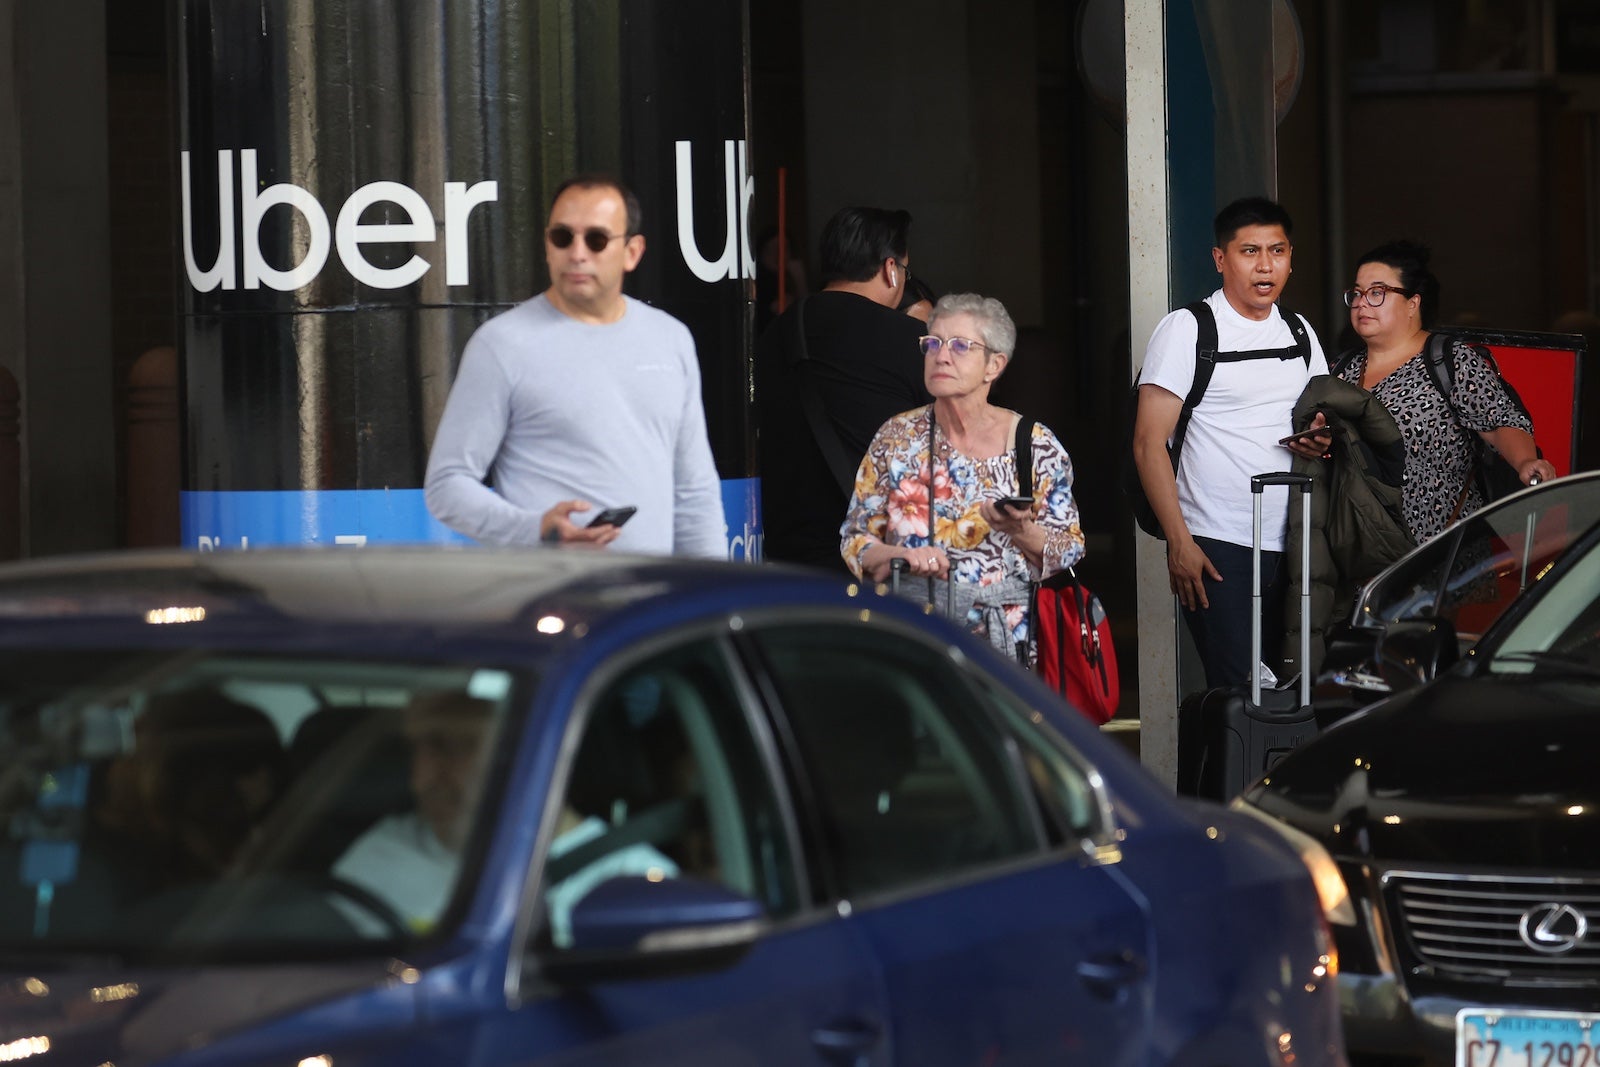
[0,650,526,959]
[752,624,1038,898]
[543,639,797,946]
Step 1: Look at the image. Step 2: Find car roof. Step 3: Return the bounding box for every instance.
[0,547,867,642]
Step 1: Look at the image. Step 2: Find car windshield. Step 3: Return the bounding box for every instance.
[1486,535,1600,679]
[1354,476,1600,642]
[0,648,524,963]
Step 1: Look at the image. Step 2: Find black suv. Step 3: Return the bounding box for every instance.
[1239,475,1600,1067]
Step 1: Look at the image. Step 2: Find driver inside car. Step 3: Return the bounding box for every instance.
[332,688,678,942]
[332,690,497,934]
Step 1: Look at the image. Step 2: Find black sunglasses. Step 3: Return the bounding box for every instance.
[546,225,629,253]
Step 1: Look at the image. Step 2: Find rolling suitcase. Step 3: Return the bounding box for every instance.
[1176,472,1316,801]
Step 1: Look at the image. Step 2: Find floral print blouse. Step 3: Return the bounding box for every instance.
[840,405,1085,651]
[1334,340,1532,542]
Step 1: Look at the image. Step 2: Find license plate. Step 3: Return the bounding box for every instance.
[1458,1009,1600,1067]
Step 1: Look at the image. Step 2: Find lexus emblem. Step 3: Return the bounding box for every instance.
[1518,903,1589,954]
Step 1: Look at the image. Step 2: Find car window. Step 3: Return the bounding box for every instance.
[0,650,524,959]
[750,624,1039,898]
[1488,534,1600,674]
[1436,496,1600,641]
[542,639,798,946]
[1358,480,1600,642]
[959,673,1107,847]
[1355,537,1454,626]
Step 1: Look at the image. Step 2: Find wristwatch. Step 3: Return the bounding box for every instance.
[541,524,562,545]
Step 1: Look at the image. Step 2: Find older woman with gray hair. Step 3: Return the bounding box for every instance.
[840,292,1085,663]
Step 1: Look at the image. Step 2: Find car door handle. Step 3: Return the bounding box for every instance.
[811,1016,882,1063]
[1077,949,1147,999]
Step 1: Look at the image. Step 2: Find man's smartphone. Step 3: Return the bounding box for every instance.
[994,495,1034,512]
[586,505,637,529]
[1278,428,1330,447]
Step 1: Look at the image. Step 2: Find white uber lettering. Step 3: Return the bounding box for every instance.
[182,150,236,292]
[241,149,332,291]
[180,150,500,292]
[336,181,433,289]
[444,181,499,285]
[675,139,755,283]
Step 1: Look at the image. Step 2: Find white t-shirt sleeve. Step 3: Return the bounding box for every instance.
[1139,307,1201,404]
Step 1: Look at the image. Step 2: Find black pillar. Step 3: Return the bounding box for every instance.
[175,0,758,556]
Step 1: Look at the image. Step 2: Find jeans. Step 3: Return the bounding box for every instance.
[1181,535,1284,692]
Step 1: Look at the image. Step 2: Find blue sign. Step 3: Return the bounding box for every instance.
[181,478,762,561]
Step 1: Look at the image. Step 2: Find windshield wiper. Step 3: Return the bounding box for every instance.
[1491,651,1600,679]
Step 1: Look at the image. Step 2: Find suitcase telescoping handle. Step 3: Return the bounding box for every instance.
[1249,472,1313,709]
[887,555,952,615]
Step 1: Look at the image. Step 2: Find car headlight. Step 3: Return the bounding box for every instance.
[1231,798,1356,928]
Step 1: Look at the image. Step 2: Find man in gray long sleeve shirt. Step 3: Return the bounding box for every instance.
[425,175,726,559]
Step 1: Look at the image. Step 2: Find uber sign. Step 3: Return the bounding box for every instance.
[182,143,755,293]
[175,0,757,558]
[180,149,499,292]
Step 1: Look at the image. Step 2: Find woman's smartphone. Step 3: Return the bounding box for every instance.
[993,496,1033,512]
[586,505,637,528]
[1278,428,1330,447]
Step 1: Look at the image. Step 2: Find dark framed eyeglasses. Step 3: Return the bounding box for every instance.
[1343,283,1415,308]
[918,335,990,357]
[546,225,629,253]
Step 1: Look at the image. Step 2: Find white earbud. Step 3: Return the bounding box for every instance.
[889,268,898,288]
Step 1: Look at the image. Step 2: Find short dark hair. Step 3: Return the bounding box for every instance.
[1356,239,1440,327]
[550,174,643,236]
[1213,196,1293,248]
[819,206,912,284]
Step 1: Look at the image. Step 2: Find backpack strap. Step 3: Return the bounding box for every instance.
[1166,300,1218,470]
[1329,348,1360,379]
[1419,330,1457,407]
[1275,303,1312,366]
[1013,416,1036,499]
[1013,415,1041,667]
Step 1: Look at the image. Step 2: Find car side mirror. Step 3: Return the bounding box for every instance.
[1376,618,1460,693]
[1317,621,1386,692]
[531,876,768,987]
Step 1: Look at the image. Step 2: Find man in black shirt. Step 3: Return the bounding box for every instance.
[755,207,931,575]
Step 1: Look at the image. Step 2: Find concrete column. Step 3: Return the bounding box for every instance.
[1126,0,1179,786]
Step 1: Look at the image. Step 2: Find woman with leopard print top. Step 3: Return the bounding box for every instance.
[1329,240,1555,542]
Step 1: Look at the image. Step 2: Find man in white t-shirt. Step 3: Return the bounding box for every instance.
[1132,197,1329,691]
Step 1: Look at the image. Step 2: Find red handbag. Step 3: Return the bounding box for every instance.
[1031,569,1120,726]
[1011,417,1120,725]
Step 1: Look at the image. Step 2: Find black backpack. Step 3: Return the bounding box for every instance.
[1331,332,1536,506]
[1124,300,1311,538]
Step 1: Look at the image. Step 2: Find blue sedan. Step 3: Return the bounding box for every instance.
[0,547,1345,1066]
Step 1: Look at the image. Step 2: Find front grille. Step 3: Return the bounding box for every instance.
[1385,871,1600,984]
